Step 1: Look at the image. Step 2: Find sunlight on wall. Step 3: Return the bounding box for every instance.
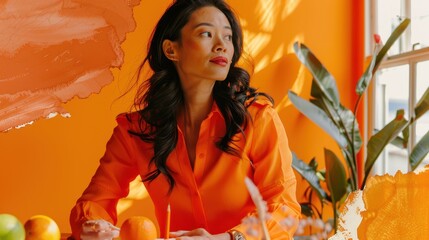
[282,0,301,19]
[240,0,305,110]
[243,25,271,65]
[275,35,305,110]
[276,63,306,111]
[256,0,277,31]
[243,0,302,73]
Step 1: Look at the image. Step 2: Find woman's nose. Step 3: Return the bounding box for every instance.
[213,37,226,52]
[215,46,225,52]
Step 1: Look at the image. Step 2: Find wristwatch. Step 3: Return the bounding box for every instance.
[228,229,246,240]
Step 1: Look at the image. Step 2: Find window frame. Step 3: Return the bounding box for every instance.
[366,0,429,173]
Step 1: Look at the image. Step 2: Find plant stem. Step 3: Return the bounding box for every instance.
[333,201,338,233]
[361,172,369,189]
[352,94,363,187]
[343,149,358,190]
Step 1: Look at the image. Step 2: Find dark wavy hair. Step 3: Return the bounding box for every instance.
[131,0,273,192]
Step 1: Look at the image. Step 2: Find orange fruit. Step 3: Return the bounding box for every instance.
[120,216,157,240]
[24,215,60,240]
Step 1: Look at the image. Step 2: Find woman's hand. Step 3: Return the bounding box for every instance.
[80,219,120,240]
[170,228,230,240]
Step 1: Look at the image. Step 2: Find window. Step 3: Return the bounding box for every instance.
[369,0,429,175]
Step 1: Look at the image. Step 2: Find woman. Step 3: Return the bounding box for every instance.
[70,0,300,239]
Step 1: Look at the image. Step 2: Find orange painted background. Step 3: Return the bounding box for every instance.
[0,0,363,233]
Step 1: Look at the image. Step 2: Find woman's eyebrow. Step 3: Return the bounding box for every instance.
[193,22,232,30]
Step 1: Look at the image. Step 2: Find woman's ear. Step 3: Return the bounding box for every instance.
[162,39,178,61]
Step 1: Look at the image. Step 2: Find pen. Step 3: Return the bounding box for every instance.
[165,203,171,239]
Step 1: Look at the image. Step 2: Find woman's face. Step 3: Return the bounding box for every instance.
[168,6,234,84]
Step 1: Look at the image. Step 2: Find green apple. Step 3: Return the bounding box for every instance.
[0,214,25,240]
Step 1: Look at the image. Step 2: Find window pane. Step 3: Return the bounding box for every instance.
[415,60,429,169]
[374,65,409,175]
[378,65,410,121]
[411,0,429,49]
[376,0,402,55]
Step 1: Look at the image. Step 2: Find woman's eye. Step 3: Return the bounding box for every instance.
[225,35,233,41]
[201,32,212,37]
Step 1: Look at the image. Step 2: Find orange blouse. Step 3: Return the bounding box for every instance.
[70,100,301,239]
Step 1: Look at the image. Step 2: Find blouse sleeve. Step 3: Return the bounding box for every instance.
[235,103,301,239]
[69,114,139,239]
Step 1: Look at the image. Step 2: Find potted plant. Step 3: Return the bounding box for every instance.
[288,18,429,234]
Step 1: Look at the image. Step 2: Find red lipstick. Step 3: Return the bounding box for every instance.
[210,56,228,66]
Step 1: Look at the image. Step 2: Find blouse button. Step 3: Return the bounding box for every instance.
[198,153,205,159]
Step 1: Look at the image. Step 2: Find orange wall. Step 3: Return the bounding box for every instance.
[0,0,363,233]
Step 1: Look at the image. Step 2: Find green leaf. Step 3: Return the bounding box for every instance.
[372,18,410,74]
[292,152,328,201]
[308,157,318,169]
[324,149,348,204]
[373,18,410,74]
[415,87,429,120]
[356,19,410,96]
[365,110,408,179]
[390,135,407,148]
[356,49,377,95]
[313,98,359,189]
[410,131,429,170]
[289,90,348,148]
[311,97,362,165]
[294,42,340,109]
[324,148,348,232]
[310,77,324,100]
[402,125,410,148]
[377,128,409,149]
